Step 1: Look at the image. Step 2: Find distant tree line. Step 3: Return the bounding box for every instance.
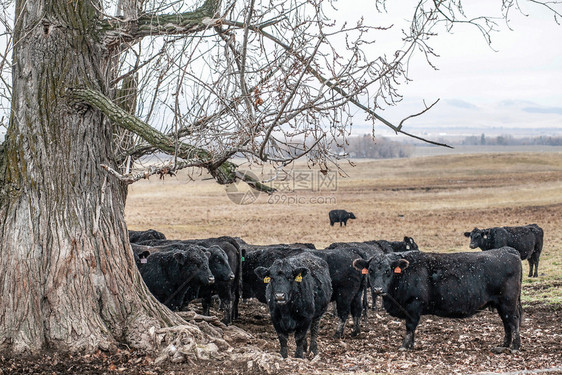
[461,134,562,146]
[334,135,413,159]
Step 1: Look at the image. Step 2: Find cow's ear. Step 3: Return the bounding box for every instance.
[399,259,410,270]
[293,267,309,280]
[463,232,471,237]
[254,266,270,280]
[353,258,370,272]
[391,259,410,274]
[173,251,187,265]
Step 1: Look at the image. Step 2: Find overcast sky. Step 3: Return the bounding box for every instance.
[337,1,562,137]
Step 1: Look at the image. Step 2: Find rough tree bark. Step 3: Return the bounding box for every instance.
[0,0,187,354]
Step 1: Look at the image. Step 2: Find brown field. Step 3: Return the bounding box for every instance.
[126,152,562,292]
[123,152,562,374]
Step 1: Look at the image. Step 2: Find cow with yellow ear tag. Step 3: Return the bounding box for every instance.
[254,252,332,359]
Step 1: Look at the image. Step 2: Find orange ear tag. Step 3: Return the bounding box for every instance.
[394,267,402,274]
[295,274,303,283]
[264,276,271,284]
[362,268,369,275]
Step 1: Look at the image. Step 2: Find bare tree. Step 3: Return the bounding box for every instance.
[0,0,559,358]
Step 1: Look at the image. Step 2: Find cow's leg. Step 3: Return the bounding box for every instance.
[339,221,343,227]
[350,290,363,337]
[294,326,309,358]
[218,287,233,325]
[221,300,232,325]
[232,283,240,320]
[400,315,420,350]
[530,252,540,278]
[333,295,350,338]
[201,296,211,316]
[330,220,334,226]
[361,283,369,323]
[309,318,321,356]
[527,259,534,278]
[497,301,521,351]
[371,290,378,310]
[277,332,289,358]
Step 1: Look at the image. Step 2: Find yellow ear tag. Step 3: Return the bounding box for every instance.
[263,276,270,284]
[394,266,402,274]
[361,268,369,275]
[295,274,303,283]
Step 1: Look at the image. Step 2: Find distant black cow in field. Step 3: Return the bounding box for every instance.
[464,224,544,277]
[255,252,332,359]
[329,209,356,227]
[354,247,522,351]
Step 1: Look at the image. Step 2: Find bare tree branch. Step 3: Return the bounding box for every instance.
[69,86,276,193]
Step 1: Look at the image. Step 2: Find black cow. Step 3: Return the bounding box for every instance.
[139,244,215,311]
[255,252,332,359]
[198,245,236,324]
[366,237,419,253]
[238,240,317,252]
[464,224,544,277]
[243,243,367,338]
[353,247,522,351]
[129,229,166,243]
[139,236,243,323]
[329,209,356,227]
[326,241,384,314]
[131,244,151,270]
[310,246,368,338]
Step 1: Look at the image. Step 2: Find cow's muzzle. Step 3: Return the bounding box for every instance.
[274,293,287,305]
[373,288,384,296]
[228,273,235,281]
[208,276,215,284]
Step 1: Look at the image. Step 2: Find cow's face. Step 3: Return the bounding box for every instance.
[207,245,235,282]
[354,254,409,295]
[255,260,308,305]
[348,212,357,219]
[403,236,419,250]
[464,228,491,249]
[175,247,215,285]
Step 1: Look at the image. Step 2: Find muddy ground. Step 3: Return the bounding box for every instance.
[2,296,561,375]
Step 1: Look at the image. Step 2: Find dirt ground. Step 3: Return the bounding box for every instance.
[2,301,561,375]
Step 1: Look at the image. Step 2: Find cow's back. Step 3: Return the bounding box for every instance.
[386,248,522,318]
[502,226,540,259]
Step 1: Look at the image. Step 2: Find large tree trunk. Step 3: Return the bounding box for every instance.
[0,0,181,353]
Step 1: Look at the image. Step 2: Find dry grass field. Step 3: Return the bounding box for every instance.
[126,152,562,306]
